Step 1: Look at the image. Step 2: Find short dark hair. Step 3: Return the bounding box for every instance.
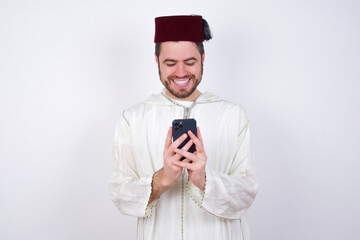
[155,18,212,59]
[155,42,204,59]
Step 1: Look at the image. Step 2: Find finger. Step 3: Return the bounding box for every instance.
[182,158,192,164]
[173,160,196,170]
[197,127,203,142]
[173,158,191,165]
[181,139,194,151]
[171,153,185,162]
[188,130,204,152]
[174,148,198,162]
[164,127,172,150]
[170,133,188,149]
[172,139,193,161]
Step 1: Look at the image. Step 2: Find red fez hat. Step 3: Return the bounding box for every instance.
[154,15,204,43]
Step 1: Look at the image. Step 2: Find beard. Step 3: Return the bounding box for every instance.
[158,63,203,99]
[163,74,200,99]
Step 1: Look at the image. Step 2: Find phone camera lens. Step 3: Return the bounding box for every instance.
[179,124,183,128]
[174,122,179,126]
[175,127,179,131]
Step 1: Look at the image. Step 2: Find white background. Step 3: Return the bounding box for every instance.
[1,0,359,239]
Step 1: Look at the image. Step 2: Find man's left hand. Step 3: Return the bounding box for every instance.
[173,127,207,191]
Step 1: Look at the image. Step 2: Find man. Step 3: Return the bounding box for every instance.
[109,15,258,240]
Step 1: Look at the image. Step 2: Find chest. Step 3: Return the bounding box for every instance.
[131,104,238,174]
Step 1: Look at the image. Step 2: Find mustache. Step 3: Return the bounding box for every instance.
[167,74,195,81]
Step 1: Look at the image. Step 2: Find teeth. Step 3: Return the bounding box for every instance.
[174,79,190,85]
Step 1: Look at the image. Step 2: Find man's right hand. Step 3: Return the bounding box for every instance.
[148,127,193,204]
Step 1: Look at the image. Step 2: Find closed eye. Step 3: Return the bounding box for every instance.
[184,57,197,66]
[163,59,177,67]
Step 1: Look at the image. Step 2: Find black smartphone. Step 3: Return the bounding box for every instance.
[172,119,197,159]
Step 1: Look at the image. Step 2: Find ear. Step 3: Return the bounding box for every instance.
[155,53,159,66]
[201,51,205,64]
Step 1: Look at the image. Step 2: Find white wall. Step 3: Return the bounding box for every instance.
[1,0,359,239]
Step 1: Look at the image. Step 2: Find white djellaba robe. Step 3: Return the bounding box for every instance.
[109,89,259,240]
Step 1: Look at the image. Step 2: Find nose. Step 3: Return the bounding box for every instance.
[174,63,187,76]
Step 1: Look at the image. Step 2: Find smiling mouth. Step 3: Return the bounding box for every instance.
[168,74,195,88]
[173,78,190,85]
[172,78,191,88]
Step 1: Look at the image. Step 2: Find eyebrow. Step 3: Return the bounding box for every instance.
[184,57,197,62]
[163,57,198,64]
[163,59,177,63]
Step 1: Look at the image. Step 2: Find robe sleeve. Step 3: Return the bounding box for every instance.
[187,112,259,220]
[109,111,157,218]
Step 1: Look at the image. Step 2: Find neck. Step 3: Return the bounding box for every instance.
[165,89,201,102]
